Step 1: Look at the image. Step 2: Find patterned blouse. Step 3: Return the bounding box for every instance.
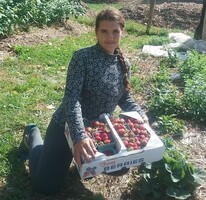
[53,43,145,143]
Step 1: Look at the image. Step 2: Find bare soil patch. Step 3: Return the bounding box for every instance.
[0,2,205,200]
[121,2,202,31]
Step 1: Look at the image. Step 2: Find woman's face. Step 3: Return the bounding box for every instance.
[95,20,123,54]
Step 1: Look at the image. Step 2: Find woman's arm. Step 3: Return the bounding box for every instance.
[63,50,96,164]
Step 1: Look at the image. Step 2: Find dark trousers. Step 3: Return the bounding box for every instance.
[28,118,73,194]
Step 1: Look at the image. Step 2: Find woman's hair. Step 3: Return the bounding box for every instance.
[95,9,125,31]
[95,9,131,91]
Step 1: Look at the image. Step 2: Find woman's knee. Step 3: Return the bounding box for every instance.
[32,175,65,195]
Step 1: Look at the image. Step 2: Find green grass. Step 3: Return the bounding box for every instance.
[87,3,123,13]
[0,2,195,200]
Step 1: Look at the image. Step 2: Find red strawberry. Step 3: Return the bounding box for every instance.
[128,122,134,128]
[92,121,99,128]
[99,122,105,127]
[104,139,111,144]
[139,125,145,130]
[95,136,102,141]
[117,128,126,136]
[101,132,108,140]
[94,132,100,137]
[85,127,92,132]
[123,140,129,147]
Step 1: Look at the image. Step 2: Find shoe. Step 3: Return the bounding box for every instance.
[19,124,36,161]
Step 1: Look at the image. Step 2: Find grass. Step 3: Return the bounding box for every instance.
[0,2,193,200]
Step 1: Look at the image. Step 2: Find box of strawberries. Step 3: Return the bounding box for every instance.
[65,111,164,179]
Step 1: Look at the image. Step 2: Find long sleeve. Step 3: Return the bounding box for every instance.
[63,51,87,144]
[52,44,143,143]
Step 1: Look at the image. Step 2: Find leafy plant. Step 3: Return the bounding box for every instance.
[148,84,182,117]
[0,0,87,38]
[156,114,185,138]
[136,136,206,200]
[45,0,87,24]
[160,48,179,68]
[183,71,206,122]
[179,50,206,81]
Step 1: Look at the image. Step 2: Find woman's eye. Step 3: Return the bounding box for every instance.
[101,30,107,34]
[114,30,119,34]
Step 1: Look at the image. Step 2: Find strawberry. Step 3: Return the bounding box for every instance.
[133,119,140,124]
[123,140,129,147]
[91,121,99,128]
[141,139,148,146]
[95,136,102,141]
[134,124,140,129]
[101,134,108,141]
[139,125,145,130]
[117,128,126,136]
[140,134,146,140]
[94,132,100,137]
[85,127,92,132]
[128,122,134,128]
[104,139,111,144]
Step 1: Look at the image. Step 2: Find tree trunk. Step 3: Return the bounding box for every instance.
[202,9,206,40]
[146,0,156,34]
[194,0,206,40]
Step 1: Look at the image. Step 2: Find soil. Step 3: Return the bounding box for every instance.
[0,1,205,200]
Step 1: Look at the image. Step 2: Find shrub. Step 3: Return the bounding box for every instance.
[179,50,206,81]
[183,71,206,122]
[0,0,87,38]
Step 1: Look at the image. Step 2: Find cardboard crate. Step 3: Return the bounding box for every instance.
[65,111,165,179]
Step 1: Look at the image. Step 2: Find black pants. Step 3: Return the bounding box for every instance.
[28,118,73,194]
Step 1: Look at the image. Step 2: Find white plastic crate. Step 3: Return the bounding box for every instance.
[65,111,165,179]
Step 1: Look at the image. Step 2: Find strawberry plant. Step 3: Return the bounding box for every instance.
[179,50,206,81]
[135,136,206,200]
[0,0,87,38]
[148,84,182,117]
[156,114,186,138]
[183,72,206,122]
[147,63,183,117]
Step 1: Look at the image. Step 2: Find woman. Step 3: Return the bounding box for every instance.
[19,8,148,194]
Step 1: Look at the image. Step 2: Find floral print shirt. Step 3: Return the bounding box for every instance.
[53,43,145,143]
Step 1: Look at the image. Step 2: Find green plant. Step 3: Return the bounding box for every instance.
[160,48,179,68]
[179,50,206,81]
[45,0,87,24]
[148,84,182,117]
[183,72,206,122]
[156,114,185,138]
[135,136,206,200]
[0,0,87,38]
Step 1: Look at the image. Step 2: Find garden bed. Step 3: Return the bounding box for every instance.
[0,1,205,200]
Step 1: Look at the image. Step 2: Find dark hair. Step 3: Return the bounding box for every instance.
[95,9,131,91]
[95,9,125,31]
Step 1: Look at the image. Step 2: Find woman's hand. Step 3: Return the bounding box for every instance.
[73,137,97,166]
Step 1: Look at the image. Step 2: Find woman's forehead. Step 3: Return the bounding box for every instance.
[98,20,122,29]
